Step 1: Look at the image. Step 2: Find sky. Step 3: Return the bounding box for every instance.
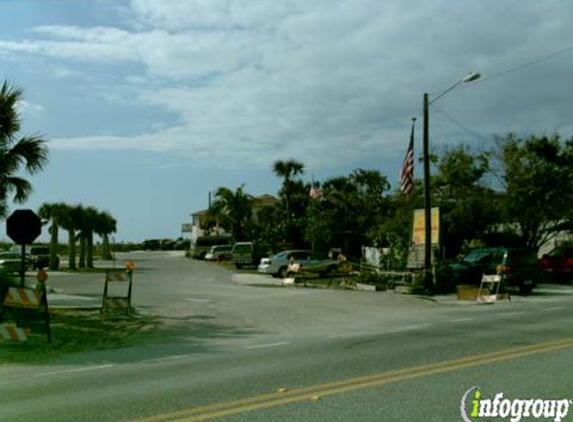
[1,0,572,242]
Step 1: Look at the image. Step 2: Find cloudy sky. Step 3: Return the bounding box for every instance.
[1,0,572,242]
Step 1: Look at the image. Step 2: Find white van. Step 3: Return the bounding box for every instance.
[204,245,233,261]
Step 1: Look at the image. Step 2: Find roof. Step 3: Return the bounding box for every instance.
[191,209,209,217]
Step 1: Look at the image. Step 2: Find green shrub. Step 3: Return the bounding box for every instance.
[434,261,456,294]
[410,271,432,295]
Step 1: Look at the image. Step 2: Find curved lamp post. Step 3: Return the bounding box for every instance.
[423,72,480,292]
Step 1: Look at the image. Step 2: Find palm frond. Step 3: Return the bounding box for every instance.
[4,136,49,174]
[0,81,23,142]
[4,176,32,203]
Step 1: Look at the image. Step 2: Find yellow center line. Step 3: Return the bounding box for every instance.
[126,338,573,422]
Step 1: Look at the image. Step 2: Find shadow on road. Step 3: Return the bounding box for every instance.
[0,309,259,366]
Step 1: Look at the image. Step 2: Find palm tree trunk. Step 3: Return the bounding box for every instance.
[68,228,76,270]
[49,224,59,270]
[87,231,94,268]
[102,234,111,260]
[79,235,86,268]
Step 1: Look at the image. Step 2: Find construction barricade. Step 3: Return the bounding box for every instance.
[101,265,133,315]
[0,281,51,342]
[477,274,511,303]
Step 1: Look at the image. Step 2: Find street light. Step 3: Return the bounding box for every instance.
[422,72,480,292]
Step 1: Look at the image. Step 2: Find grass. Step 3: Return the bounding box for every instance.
[0,309,158,363]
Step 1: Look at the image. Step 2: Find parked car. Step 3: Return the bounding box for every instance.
[540,245,573,281]
[230,242,269,269]
[0,252,28,273]
[258,249,339,278]
[204,245,233,261]
[30,246,59,270]
[231,242,255,268]
[449,247,540,294]
[191,235,234,259]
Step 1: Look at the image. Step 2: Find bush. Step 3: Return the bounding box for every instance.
[410,271,432,295]
[355,271,388,290]
[434,261,456,294]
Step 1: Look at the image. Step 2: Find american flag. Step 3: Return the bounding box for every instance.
[400,120,415,195]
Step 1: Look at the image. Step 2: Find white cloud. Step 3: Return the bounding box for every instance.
[4,0,573,171]
[16,100,45,115]
[130,0,297,31]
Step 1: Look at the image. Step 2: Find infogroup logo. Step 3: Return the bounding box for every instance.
[460,387,572,422]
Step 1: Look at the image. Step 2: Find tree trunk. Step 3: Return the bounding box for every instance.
[68,228,76,270]
[49,224,59,270]
[79,235,86,268]
[102,234,111,260]
[87,231,94,268]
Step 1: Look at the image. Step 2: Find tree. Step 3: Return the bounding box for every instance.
[210,185,253,241]
[372,184,424,269]
[38,202,67,270]
[431,146,500,257]
[78,206,99,268]
[0,81,49,216]
[272,159,307,245]
[497,133,573,249]
[250,204,283,252]
[60,204,84,270]
[305,169,390,258]
[94,210,117,260]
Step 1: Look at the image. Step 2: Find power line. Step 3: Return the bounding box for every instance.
[430,103,493,145]
[478,46,573,83]
[426,46,573,142]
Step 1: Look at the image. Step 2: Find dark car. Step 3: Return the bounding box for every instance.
[540,246,573,281]
[450,247,540,294]
[231,242,268,269]
[30,246,59,270]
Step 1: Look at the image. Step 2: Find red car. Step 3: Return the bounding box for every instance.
[540,246,573,281]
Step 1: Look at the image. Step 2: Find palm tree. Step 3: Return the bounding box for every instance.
[60,204,84,270]
[0,81,49,216]
[38,202,67,270]
[210,185,253,240]
[94,211,117,260]
[78,206,99,269]
[272,159,305,243]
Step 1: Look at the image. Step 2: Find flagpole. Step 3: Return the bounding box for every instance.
[423,92,432,292]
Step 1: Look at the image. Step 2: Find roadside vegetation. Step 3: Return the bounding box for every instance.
[38,202,118,270]
[201,136,573,291]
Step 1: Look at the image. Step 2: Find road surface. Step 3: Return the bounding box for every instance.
[1,251,572,422]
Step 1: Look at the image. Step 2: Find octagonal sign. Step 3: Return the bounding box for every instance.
[6,209,42,244]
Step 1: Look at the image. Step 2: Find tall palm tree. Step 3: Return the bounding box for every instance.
[272,159,305,242]
[0,81,49,217]
[38,202,67,270]
[94,211,117,260]
[60,204,83,270]
[78,206,99,269]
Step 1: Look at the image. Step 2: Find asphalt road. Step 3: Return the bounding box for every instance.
[1,251,572,422]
